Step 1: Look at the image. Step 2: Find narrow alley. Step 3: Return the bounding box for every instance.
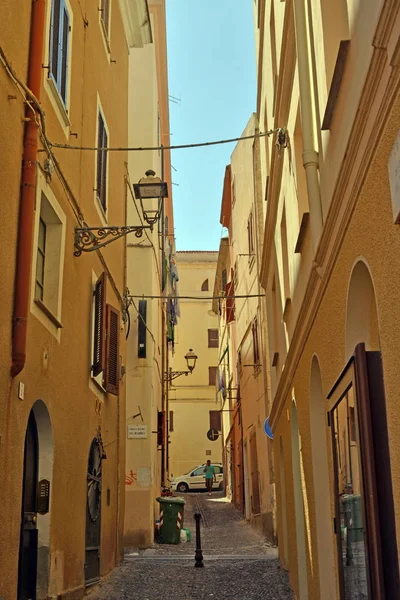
[88,493,293,600]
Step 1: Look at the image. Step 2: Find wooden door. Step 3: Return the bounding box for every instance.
[18,411,39,600]
[85,439,102,585]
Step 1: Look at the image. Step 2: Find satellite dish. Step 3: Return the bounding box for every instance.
[264,417,274,440]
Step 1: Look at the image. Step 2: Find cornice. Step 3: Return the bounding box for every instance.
[269,41,400,429]
[119,0,152,48]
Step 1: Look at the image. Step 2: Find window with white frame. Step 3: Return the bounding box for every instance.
[96,109,108,213]
[100,0,111,39]
[33,191,65,326]
[49,0,71,107]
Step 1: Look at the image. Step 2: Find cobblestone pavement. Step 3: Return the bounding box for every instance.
[88,493,294,600]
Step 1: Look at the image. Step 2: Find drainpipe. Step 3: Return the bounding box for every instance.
[292,0,323,251]
[11,0,46,377]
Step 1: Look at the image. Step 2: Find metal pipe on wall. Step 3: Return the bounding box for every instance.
[11,0,46,377]
[292,0,323,252]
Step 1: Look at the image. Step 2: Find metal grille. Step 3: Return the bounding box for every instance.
[85,439,102,585]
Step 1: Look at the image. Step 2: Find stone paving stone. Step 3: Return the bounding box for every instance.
[88,493,294,600]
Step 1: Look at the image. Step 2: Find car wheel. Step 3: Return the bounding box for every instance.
[219,481,224,491]
[177,482,189,493]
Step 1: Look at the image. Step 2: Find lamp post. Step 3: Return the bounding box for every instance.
[73,169,168,256]
[164,348,198,383]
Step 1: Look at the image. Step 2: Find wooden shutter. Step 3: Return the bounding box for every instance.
[105,304,120,395]
[209,410,221,431]
[92,273,107,376]
[250,433,261,514]
[208,366,217,386]
[97,112,107,211]
[157,411,164,446]
[208,329,219,348]
[169,410,174,432]
[102,0,110,35]
[225,274,235,324]
[137,300,147,358]
[60,4,69,104]
[49,0,61,81]
[252,319,260,364]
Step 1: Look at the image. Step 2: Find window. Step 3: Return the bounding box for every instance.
[252,318,260,365]
[201,279,209,291]
[193,467,204,476]
[213,465,223,474]
[49,0,71,106]
[35,218,46,301]
[169,410,174,433]
[208,329,219,348]
[281,207,291,302]
[32,189,65,328]
[209,410,222,431]
[137,300,147,358]
[248,212,255,255]
[91,272,120,395]
[221,269,227,292]
[96,110,108,212]
[208,366,218,386]
[100,0,110,38]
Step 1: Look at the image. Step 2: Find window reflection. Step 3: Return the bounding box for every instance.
[333,386,369,599]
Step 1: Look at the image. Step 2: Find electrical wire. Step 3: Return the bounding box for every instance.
[48,129,281,153]
[127,293,265,300]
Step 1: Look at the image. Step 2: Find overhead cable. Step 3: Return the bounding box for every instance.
[48,129,281,152]
[127,293,265,300]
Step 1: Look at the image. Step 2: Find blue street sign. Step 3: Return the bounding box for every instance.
[264,417,274,440]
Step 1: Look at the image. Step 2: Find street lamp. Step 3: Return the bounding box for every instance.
[74,169,168,256]
[165,348,198,382]
[133,169,168,228]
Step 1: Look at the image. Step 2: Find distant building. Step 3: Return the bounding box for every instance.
[213,115,275,541]
[168,251,222,482]
[123,0,174,549]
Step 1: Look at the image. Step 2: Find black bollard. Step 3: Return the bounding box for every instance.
[194,512,204,568]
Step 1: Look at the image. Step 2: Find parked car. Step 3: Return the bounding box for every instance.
[170,463,224,493]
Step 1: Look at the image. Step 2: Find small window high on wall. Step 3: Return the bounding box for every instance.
[201,279,209,291]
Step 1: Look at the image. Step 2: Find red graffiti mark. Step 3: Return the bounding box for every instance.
[125,469,137,486]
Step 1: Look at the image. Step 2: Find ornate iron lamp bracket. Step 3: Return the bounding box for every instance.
[164,370,191,383]
[74,225,152,256]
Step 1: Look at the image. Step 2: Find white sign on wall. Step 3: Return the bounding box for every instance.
[388,130,400,223]
[127,425,148,439]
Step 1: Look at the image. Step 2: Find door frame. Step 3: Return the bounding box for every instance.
[327,343,399,598]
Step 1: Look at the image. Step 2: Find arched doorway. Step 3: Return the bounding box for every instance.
[85,438,102,586]
[309,356,337,599]
[18,401,53,600]
[291,400,308,599]
[327,260,399,598]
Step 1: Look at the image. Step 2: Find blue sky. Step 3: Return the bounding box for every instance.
[166,1,257,251]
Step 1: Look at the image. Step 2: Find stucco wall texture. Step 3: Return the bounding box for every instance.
[273,95,400,600]
[0,1,130,597]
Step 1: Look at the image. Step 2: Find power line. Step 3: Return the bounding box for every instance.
[127,293,265,300]
[48,129,281,152]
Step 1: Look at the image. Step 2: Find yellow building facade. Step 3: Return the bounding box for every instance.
[0,1,151,598]
[124,0,175,548]
[168,251,222,481]
[255,0,400,598]
[213,116,275,540]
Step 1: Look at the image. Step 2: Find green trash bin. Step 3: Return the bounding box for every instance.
[156,496,185,544]
[342,494,363,543]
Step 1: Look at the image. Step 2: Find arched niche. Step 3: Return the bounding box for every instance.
[309,356,337,599]
[345,259,380,358]
[291,399,308,599]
